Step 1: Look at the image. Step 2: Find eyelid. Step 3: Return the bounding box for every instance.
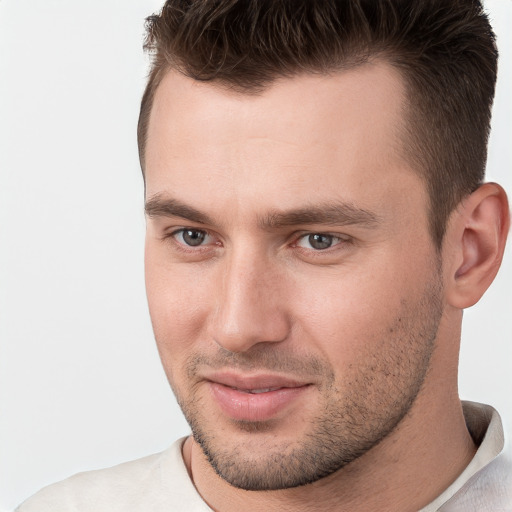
[165,227,219,250]
[162,227,351,254]
[293,232,351,249]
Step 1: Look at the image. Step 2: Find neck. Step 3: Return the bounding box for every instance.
[184,321,476,511]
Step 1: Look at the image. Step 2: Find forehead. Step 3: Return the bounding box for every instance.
[144,62,425,223]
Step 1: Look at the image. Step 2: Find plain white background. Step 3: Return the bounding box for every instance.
[0,1,510,510]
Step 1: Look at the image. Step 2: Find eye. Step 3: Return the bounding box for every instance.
[296,233,346,250]
[173,229,212,247]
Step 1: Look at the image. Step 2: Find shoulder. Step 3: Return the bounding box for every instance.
[16,437,210,512]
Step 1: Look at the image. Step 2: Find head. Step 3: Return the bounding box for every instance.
[140,0,508,493]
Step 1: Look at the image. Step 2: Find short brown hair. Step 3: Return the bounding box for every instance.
[138,0,498,247]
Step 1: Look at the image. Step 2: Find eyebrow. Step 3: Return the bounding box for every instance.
[145,195,214,225]
[145,194,380,229]
[260,203,380,229]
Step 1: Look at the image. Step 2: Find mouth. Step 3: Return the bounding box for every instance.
[205,372,312,422]
[233,387,284,394]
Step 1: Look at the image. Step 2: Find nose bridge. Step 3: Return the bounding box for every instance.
[211,243,290,353]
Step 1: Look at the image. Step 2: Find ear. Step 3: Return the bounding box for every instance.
[445,183,510,309]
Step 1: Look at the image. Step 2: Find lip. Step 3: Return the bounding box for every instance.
[206,372,311,422]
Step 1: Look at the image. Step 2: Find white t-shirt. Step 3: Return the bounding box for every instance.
[16,402,512,512]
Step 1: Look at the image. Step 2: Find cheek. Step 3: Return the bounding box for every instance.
[291,261,424,362]
[145,245,214,364]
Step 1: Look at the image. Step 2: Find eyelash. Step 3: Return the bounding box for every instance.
[292,233,350,251]
[165,228,220,255]
[164,228,352,256]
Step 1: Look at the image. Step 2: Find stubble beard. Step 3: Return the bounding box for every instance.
[168,276,443,491]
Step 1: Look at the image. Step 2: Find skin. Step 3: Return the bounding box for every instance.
[143,61,508,511]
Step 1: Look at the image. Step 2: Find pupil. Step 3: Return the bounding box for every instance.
[183,230,205,246]
[309,234,332,250]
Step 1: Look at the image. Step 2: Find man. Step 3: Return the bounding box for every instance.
[17,0,511,510]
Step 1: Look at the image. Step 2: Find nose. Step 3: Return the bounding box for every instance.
[210,248,291,353]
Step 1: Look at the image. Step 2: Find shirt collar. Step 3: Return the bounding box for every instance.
[420,401,505,511]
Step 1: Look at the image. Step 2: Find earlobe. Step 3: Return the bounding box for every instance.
[446,183,510,309]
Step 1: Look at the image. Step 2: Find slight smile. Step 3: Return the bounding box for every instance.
[206,373,312,422]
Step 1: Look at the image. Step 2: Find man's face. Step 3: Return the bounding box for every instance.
[144,63,444,490]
